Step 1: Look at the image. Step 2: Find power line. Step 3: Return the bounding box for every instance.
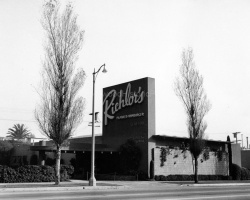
[0,118,36,122]
[0,108,34,113]
[0,118,92,123]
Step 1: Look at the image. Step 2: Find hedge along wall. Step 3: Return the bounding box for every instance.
[154,147,229,176]
[0,165,74,183]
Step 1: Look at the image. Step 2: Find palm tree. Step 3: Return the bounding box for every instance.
[6,124,31,139]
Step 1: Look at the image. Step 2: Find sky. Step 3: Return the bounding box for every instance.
[0,0,250,146]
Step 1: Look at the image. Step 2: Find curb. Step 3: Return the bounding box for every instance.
[184,183,250,187]
[0,185,129,192]
[83,185,129,190]
[0,186,84,192]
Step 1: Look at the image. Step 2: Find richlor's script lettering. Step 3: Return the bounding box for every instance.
[103,83,145,125]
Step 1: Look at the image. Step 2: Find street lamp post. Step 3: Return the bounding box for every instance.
[89,63,107,186]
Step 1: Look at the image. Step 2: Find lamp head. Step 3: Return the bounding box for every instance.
[102,64,107,73]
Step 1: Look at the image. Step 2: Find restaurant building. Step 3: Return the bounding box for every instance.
[31,77,229,178]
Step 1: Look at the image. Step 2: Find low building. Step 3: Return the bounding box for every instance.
[31,77,230,178]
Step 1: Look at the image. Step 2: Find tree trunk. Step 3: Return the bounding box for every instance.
[150,160,155,180]
[55,146,61,185]
[227,136,232,177]
[194,157,198,183]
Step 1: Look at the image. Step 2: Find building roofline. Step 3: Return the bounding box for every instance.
[152,135,229,143]
[70,134,102,139]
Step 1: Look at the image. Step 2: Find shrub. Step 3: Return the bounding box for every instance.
[155,175,160,181]
[209,175,218,180]
[60,165,74,181]
[241,167,250,180]
[0,166,17,183]
[230,164,250,180]
[0,165,74,183]
[231,164,241,180]
[199,175,208,180]
[158,175,165,181]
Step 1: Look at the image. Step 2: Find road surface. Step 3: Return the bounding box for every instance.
[0,185,250,200]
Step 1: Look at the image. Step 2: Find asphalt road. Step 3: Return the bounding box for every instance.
[0,185,250,200]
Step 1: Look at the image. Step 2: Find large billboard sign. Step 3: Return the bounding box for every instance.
[102,77,155,147]
[103,82,145,126]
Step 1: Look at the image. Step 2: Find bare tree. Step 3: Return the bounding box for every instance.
[174,48,211,183]
[35,0,85,185]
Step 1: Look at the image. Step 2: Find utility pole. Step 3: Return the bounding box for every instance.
[247,137,249,149]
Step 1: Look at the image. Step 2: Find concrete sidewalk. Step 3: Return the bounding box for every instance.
[0,180,250,192]
[0,180,128,191]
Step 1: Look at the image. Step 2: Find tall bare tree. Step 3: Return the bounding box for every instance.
[35,0,85,185]
[174,48,211,183]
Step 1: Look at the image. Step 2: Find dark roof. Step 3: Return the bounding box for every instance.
[30,143,116,152]
[152,135,229,143]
